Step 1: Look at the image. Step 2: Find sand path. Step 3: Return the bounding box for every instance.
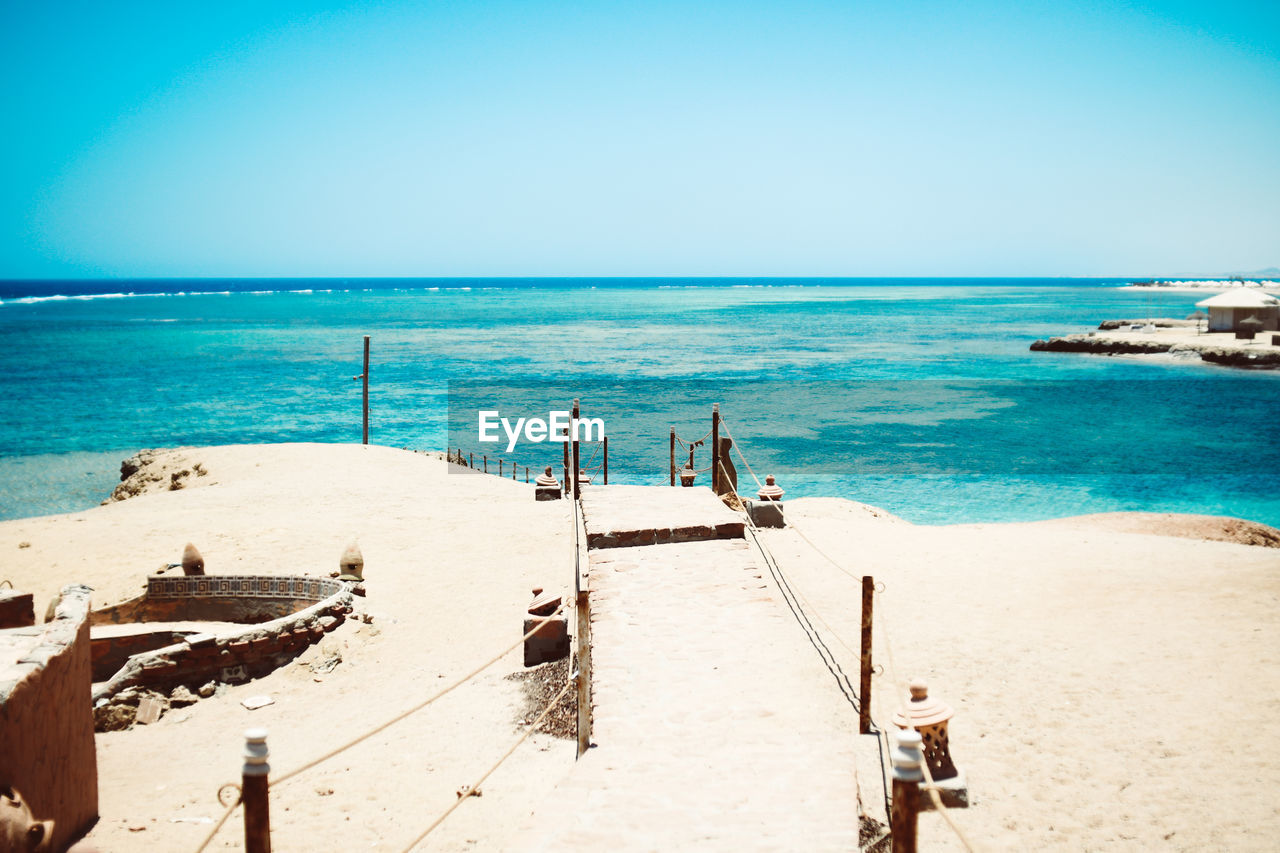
[521,532,862,850]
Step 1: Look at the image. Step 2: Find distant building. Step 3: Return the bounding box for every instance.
[1195,289,1280,332]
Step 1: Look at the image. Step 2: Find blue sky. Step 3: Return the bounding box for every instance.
[1,1,1277,278]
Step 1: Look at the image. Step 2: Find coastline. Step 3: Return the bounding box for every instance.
[1032,322,1280,369]
[1119,279,1280,293]
[3,444,1279,849]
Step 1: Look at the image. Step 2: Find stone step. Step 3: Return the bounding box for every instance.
[579,485,744,549]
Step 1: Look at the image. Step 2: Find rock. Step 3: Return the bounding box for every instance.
[135,694,167,725]
[94,702,137,732]
[169,686,198,707]
[197,681,217,698]
[1097,318,1197,330]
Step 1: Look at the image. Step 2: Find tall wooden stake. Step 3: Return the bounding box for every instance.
[711,403,720,494]
[576,589,592,757]
[361,335,370,445]
[669,427,676,486]
[242,728,271,853]
[562,439,570,501]
[571,399,581,499]
[603,436,609,485]
[860,575,874,734]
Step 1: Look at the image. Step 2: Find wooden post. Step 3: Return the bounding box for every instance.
[361,336,370,445]
[242,728,271,853]
[576,589,592,758]
[891,729,923,853]
[499,459,504,477]
[468,452,473,468]
[711,403,720,494]
[483,454,487,473]
[571,399,581,500]
[603,436,609,485]
[669,428,675,486]
[562,439,570,501]
[860,575,874,734]
[512,462,516,480]
[525,466,530,483]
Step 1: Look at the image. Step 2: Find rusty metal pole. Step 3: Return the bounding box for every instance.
[669,427,675,486]
[711,404,720,494]
[603,436,608,485]
[576,589,592,757]
[562,437,570,501]
[361,336,369,445]
[571,399,581,500]
[891,729,923,853]
[242,728,271,853]
[860,576,874,734]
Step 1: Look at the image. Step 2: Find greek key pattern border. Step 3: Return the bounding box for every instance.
[146,575,344,602]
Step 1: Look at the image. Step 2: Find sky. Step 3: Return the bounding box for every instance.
[1,0,1277,278]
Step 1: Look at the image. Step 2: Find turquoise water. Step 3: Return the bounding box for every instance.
[1,278,1277,525]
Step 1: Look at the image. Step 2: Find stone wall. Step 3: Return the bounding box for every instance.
[91,583,353,703]
[92,574,347,625]
[0,584,98,851]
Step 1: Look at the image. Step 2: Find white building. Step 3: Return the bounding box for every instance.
[1194,289,1280,332]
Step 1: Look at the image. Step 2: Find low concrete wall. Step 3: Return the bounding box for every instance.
[92,574,347,625]
[0,584,98,852]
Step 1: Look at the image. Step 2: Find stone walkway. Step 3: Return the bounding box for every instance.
[519,487,862,851]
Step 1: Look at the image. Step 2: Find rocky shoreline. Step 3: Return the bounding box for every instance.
[1032,318,1280,368]
[1031,334,1280,367]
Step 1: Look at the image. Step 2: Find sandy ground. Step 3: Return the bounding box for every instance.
[2,445,577,852]
[768,498,1280,851]
[3,444,1279,851]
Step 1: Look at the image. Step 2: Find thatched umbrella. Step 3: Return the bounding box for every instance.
[1186,310,1207,334]
[1237,315,1264,340]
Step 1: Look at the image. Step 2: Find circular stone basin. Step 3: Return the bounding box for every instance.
[89,574,352,698]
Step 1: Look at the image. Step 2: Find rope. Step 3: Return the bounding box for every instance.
[271,605,566,787]
[794,506,977,849]
[723,459,902,824]
[399,676,577,852]
[716,417,765,492]
[875,589,978,851]
[673,426,713,449]
[789,523,866,586]
[192,607,570,850]
[783,510,975,846]
[191,795,241,853]
[726,462,871,819]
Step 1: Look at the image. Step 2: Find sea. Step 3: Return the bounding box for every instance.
[1,277,1277,527]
